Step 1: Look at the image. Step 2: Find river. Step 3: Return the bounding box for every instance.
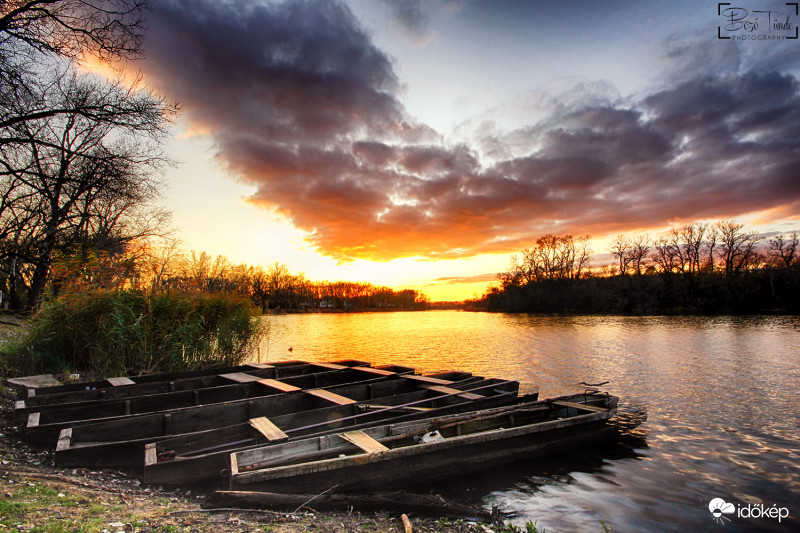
[254,311,799,532]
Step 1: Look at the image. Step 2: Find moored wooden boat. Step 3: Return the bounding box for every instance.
[228,392,622,493]
[16,363,414,423]
[140,377,526,485]
[55,374,518,470]
[15,360,371,410]
[25,365,416,445]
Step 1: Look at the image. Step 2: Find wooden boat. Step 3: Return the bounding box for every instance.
[15,359,371,410]
[55,374,518,469]
[9,359,334,399]
[228,392,621,493]
[140,377,527,485]
[25,365,416,445]
[16,363,414,423]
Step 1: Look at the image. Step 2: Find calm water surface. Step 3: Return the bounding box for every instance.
[255,312,800,532]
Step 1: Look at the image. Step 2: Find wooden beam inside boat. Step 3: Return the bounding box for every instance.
[107,377,136,386]
[339,430,389,454]
[352,367,396,376]
[219,373,263,383]
[306,389,357,405]
[256,379,301,393]
[402,375,454,385]
[311,363,348,370]
[551,400,608,413]
[421,385,484,401]
[248,417,289,442]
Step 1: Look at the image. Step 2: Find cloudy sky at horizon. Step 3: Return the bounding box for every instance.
[129,0,800,300]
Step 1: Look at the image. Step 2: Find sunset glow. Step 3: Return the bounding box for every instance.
[122,0,800,300]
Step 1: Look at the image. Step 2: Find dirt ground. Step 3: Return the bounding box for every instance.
[0,382,502,532]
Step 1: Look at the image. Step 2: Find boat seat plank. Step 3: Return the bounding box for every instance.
[358,404,433,412]
[5,375,61,389]
[352,366,396,376]
[339,430,389,454]
[306,389,357,405]
[403,375,454,385]
[422,384,484,400]
[246,363,275,370]
[107,377,136,386]
[248,417,289,442]
[56,428,72,452]
[219,372,262,383]
[552,400,608,413]
[311,363,348,370]
[257,379,301,393]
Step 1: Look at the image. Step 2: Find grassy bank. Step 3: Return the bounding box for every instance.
[1,290,265,377]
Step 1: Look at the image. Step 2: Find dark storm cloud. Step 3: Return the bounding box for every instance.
[140,0,800,261]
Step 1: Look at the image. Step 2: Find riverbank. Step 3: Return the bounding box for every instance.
[0,382,502,532]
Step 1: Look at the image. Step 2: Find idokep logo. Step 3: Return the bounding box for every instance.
[708,497,790,526]
[709,498,736,525]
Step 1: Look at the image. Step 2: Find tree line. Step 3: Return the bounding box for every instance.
[482,221,799,314]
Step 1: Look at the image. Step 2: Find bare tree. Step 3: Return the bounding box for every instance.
[0,70,172,309]
[715,220,760,275]
[610,235,632,276]
[769,232,798,269]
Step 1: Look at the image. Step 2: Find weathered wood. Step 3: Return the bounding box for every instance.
[219,372,262,383]
[421,385,484,401]
[144,443,157,466]
[211,490,493,521]
[248,417,288,442]
[246,363,275,370]
[401,375,454,385]
[107,377,136,386]
[56,428,72,452]
[339,430,389,454]
[306,389,357,405]
[311,363,348,370]
[551,400,608,413]
[256,379,301,393]
[27,412,39,429]
[357,404,432,412]
[230,393,620,494]
[402,513,413,533]
[352,366,396,376]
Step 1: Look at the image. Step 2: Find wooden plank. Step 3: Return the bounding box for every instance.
[357,404,432,412]
[256,379,301,393]
[248,417,289,442]
[339,430,389,454]
[219,372,262,383]
[107,377,136,386]
[551,400,608,413]
[246,363,275,370]
[27,412,40,429]
[306,389,356,406]
[402,375,454,385]
[144,443,157,467]
[421,385,484,401]
[6,375,61,389]
[352,366,396,376]
[15,400,25,410]
[311,363,348,371]
[56,428,72,452]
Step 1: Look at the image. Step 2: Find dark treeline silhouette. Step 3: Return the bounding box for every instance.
[481,222,799,314]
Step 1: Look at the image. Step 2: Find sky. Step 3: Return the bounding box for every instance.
[122,0,800,300]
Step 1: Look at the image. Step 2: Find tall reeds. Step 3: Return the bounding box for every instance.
[6,289,265,376]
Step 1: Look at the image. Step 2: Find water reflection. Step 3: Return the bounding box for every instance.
[256,312,800,532]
